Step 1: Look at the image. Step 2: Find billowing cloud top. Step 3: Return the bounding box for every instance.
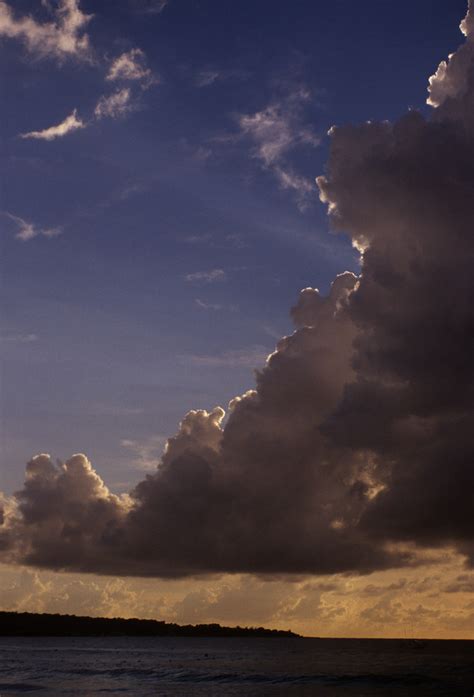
[1,3,473,579]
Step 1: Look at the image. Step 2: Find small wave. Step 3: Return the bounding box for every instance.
[61,668,438,686]
[0,683,46,692]
[34,665,443,688]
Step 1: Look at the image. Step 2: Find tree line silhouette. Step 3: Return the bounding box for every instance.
[0,611,299,637]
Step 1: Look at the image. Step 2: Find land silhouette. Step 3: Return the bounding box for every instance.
[0,611,299,637]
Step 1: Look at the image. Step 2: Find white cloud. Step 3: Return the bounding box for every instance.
[239,90,318,165]
[94,88,134,120]
[132,0,168,14]
[273,166,315,210]
[106,48,156,89]
[20,89,137,142]
[195,298,222,311]
[183,345,269,368]
[184,268,226,283]
[0,0,93,63]
[4,213,62,241]
[195,69,221,87]
[0,333,38,344]
[237,88,319,207]
[20,109,85,141]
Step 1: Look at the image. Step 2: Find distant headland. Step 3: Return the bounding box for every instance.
[0,611,299,638]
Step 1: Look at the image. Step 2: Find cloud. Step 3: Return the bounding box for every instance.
[94,88,134,120]
[195,298,222,311]
[427,0,474,108]
[1,4,474,580]
[0,333,38,344]
[106,49,156,89]
[120,436,167,472]
[238,88,319,209]
[20,88,141,141]
[444,574,474,593]
[182,346,269,369]
[0,0,93,63]
[316,0,474,566]
[20,109,85,141]
[4,213,62,241]
[19,95,134,141]
[184,269,226,283]
[195,69,221,87]
[131,0,168,14]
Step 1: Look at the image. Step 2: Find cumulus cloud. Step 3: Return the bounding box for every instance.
[238,88,319,209]
[0,0,92,63]
[106,48,156,89]
[4,213,62,241]
[1,3,474,580]
[427,0,474,108]
[20,109,85,141]
[316,1,474,566]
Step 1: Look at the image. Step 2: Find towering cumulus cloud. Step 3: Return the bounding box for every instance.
[1,4,473,577]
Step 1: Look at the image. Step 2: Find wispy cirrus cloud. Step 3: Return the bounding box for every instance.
[0,0,93,63]
[0,332,38,344]
[5,2,157,141]
[20,109,85,141]
[182,345,269,369]
[194,69,221,87]
[193,67,249,88]
[3,213,62,241]
[237,88,319,209]
[184,269,226,283]
[195,298,223,311]
[106,48,156,88]
[131,0,169,15]
[94,88,134,120]
[20,90,137,142]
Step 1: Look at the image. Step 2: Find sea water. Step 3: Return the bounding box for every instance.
[0,636,472,696]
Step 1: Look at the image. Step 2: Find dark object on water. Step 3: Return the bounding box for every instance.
[0,611,299,638]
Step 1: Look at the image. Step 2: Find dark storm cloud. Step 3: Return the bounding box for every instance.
[317,2,474,561]
[1,3,473,577]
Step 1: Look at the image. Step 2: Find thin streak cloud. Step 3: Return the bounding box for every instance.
[237,88,319,209]
[20,109,85,141]
[185,269,227,283]
[4,213,62,241]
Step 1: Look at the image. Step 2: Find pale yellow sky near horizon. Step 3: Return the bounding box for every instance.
[1,549,473,640]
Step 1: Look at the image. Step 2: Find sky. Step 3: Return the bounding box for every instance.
[0,0,473,638]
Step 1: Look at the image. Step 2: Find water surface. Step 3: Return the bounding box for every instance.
[0,636,472,696]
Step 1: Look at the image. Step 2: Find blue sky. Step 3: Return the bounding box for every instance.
[0,0,467,493]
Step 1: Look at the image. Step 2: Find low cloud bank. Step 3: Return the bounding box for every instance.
[1,4,473,578]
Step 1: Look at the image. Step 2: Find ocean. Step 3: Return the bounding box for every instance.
[0,636,472,696]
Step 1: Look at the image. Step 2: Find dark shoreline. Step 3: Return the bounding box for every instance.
[0,611,299,638]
